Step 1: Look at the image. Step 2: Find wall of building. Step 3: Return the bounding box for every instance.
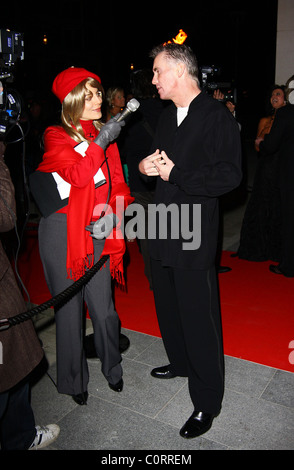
[275,0,294,84]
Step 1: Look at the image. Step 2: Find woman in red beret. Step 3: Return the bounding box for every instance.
[35,67,133,404]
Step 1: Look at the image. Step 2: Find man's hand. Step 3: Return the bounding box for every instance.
[138,149,161,176]
[213,89,224,100]
[153,151,175,181]
[139,149,175,181]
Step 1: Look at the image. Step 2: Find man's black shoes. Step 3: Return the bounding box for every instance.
[151,364,177,379]
[72,391,88,405]
[151,365,216,438]
[179,411,215,438]
[108,378,124,392]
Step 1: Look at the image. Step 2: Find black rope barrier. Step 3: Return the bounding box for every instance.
[0,254,110,332]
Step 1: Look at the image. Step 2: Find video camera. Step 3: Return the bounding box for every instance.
[200,65,236,104]
[0,29,24,139]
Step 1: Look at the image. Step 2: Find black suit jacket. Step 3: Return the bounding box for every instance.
[148,91,242,269]
[260,104,294,190]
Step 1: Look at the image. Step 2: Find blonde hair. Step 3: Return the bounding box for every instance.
[106,87,124,109]
[61,78,104,143]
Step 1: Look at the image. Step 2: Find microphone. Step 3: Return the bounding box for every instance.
[115,98,140,122]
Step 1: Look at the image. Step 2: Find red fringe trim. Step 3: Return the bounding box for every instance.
[67,254,94,281]
[67,254,125,289]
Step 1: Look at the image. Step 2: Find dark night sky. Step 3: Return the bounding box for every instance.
[2,0,278,136]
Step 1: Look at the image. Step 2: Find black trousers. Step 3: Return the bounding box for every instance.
[0,380,35,450]
[151,258,224,415]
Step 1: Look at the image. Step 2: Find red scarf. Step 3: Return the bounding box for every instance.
[38,122,133,285]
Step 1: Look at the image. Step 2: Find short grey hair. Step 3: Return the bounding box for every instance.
[150,43,200,86]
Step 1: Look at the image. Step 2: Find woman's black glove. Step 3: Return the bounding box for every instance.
[93,116,124,151]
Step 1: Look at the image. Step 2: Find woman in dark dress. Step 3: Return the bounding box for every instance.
[236,85,286,262]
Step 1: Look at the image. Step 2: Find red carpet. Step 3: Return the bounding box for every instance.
[218,251,294,373]
[18,232,294,373]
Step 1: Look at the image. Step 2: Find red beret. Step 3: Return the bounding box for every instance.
[52,67,101,103]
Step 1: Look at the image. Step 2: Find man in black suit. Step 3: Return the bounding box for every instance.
[139,43,242,438]
[256,75,294,277]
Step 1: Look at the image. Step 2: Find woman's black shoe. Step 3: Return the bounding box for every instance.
[72,391,88,405]
[269,264,294,277]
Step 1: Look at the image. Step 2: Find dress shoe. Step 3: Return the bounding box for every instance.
[118,333,130,353]
[179,411,214,439]
[108,378,123,392]
[269,264,283,275]
[218,265,232,273]
[72,391,88,405]
[151,364,177,379]
[269,264,294,277]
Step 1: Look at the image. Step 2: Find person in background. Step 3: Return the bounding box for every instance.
[256,76,294,277]
[213,88,241,273]
[120,69,165,288]
[34,67,133,405]
[213,88,239,126]
[0,141,60,449]
[255,86,286,150]
[139,43,242,439]
[236,85,286,262]
[105,87,126,121]
[105,87,128,182]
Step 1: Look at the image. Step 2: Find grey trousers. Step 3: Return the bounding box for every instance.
[39,213,122,395]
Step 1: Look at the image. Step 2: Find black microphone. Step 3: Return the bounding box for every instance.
[115,98,140,122]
